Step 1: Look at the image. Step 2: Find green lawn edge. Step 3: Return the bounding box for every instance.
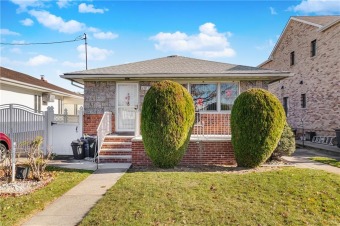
[80,167,340,226]
[0,166,93,226]
[310,157,340,168]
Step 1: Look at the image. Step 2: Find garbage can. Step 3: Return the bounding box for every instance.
[335,129,340,148]
[71,140,85,159]
[86,136,97,158]
[80,138,90,157]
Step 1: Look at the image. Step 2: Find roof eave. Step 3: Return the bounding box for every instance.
[0,77,83,99]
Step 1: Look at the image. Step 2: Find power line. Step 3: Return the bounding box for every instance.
[0,35,85,45]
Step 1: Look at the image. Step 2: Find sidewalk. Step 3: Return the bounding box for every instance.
[282,148,340,175]
[22,162,131,226]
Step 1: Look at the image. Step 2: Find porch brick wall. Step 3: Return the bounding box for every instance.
[132,140,236,166]
[84,114,115,135]
[260,20,340,136]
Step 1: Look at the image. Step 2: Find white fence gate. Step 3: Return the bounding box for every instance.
[0,104,83,155]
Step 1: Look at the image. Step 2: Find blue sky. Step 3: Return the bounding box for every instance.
[1,0,339,93]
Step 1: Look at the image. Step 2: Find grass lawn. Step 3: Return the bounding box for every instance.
[0,166,92,226]
[81,167,340,226]
[311,157,340,168]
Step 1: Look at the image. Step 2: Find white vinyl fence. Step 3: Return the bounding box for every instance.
[0,104,83,155]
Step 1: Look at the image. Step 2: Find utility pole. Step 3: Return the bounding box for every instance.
[84,33,88,70]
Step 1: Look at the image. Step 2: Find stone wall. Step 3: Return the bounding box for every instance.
[261,20,340,136]
[82,80,272,134]
[84,81,116,114]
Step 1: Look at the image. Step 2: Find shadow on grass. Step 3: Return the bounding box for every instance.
[46,166,94,174]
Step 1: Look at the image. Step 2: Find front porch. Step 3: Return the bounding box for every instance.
[95,111,236,166]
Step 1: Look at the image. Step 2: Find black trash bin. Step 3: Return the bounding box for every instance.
[86,136,97,158]
[71,140,85,159]
[335,129,340,148]
[80,138,90,157]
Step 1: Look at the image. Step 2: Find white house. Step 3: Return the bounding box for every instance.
[0,66,83,114]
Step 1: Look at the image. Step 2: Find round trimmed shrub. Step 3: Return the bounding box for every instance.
[141,80,195,168]
[231,88,286,167]
[271,122,296,160]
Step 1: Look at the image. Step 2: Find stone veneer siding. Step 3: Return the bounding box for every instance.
[261,20,340,136]
[132,139,236,166]
[83,80,270,134]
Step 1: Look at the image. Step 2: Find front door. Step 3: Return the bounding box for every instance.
[116,83,138,132]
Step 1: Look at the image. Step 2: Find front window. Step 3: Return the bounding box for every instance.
[290,51,295,66]
[311,40,316,57]
[190,84,217,111]
[220,83,239,111]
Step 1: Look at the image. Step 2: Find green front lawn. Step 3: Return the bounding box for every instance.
[0,167,92,226]
[81,167,340,226]
[311,157,340,168]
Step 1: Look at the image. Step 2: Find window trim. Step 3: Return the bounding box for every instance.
[301,93,306,108]
[188,81,240,113]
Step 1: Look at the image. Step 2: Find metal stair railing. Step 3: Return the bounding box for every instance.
[96,112,112,164]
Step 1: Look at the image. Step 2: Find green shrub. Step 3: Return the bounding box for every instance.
[271,122,296,160]
[231,88,286,167]
[141,80,195,168]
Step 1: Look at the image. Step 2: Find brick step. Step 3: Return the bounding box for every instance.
[104,136,133,143]
[98,155,132,163]
[100,148,132,155]
[101,142,132,149]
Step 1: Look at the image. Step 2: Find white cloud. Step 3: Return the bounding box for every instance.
[270,7,277,15]
[57,0,71,8]
[77,44,113,61]
[10,48,22,54]
[62,61,85,68]
[20,18,34,26]
[87,27,100,33]
[289,0,340,14]
[26,55,56,66]
[29,10,85,33]
[78,3,107,14]
[0,29,20,36]
[93,32,118,40]
[10,0,46,13]
[12,40,26,44]
[150,22,235,58]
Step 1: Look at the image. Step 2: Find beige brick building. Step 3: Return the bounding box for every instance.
[260,16,340,138]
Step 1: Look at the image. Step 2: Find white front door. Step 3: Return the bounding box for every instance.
[116,83,138,132]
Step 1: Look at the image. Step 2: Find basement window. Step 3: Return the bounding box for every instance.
[283,97,288,116]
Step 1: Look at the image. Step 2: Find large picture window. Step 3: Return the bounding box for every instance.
[190,82,239,112]
[220,83,238,111]
[190,84,217,111]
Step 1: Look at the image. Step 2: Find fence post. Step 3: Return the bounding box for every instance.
[11,142,16,182]
[78,107,84,135]
[45,106,54,154]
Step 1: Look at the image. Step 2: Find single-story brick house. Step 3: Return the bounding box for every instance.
[61,55,290,166]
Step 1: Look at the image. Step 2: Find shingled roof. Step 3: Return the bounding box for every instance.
[1,67,82,97]
[292,16,340,27]
[62,55,290,83]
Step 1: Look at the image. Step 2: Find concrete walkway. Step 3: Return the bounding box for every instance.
[282,148,340,175]
[22,162,131,226]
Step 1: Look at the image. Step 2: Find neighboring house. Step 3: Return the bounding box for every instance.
[259,16,340,137]
[0,67,83,115]
[61,55,290,165]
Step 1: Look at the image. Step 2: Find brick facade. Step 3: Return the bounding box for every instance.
[84,114,115,135]
[132,139,236,166]
[261,20,340,136]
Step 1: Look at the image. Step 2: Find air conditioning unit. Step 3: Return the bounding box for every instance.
[42,93,55,102]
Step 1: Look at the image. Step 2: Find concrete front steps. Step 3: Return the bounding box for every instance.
[98,135,133,163]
